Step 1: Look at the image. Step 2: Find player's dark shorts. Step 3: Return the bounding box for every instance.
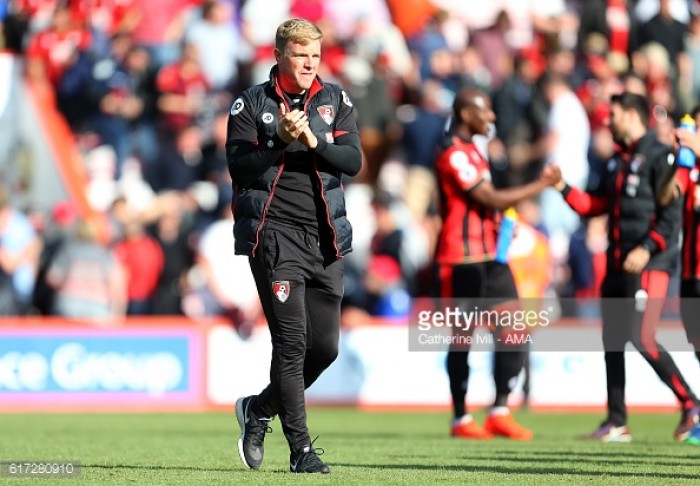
[681,279,700,344]
[435,260,521,351]
[434,260,518,302]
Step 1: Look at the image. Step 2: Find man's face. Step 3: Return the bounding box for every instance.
[608,103,627,141]
[276,39,321,93]
[465,95,495,136]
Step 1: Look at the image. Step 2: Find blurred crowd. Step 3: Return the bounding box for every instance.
[1,0,699,328]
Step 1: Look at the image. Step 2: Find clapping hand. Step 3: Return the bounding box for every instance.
[277,103,309,144]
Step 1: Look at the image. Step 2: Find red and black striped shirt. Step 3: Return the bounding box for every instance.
[676,167,700,279]
[434,135,498,264]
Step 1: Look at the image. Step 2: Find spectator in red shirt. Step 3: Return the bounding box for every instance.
[155,42,210,139]
[113,209,164,315]
[25,4,92,87]
[129,0,197,69]
[69,0,141,57]
[289,0,324,23]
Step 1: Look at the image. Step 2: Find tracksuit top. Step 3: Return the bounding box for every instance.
[226,67,361,258]
[562,131,681,274]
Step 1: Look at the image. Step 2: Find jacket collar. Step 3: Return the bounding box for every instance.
[268,65,324,109]
[615,130,655,159]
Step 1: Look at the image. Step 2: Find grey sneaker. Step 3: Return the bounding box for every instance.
[290,440,330,474]
[235,396,272,469]
[674,406,700,441]
[579,422,632,442]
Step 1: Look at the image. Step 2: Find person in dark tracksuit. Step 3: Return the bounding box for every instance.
[226,18,361,474]
[551,92,699,442]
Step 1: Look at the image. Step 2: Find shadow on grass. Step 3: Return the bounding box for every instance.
[333,462,700,480]
[524,449,698,459]
[327,432,441,440]
[473,453,696,469]
[84,464,291,475]
[133,429,233,438]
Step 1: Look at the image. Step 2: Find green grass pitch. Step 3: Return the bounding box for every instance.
[1,409,698,484]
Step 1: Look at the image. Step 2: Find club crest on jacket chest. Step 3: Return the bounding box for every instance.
[317,105,335,125]
[630,154,645,173]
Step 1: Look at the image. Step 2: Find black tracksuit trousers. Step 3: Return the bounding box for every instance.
[248,221,343,452]
[601,270,698,426]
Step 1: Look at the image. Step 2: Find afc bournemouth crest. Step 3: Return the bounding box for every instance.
[630,154,645,173]
[272,281,290,303]
[317,105,335,125]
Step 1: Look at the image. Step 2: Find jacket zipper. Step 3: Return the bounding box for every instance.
[251,161,285,257]
[260,74,340,256]
[303,80,341,257]
[314,157,341,258]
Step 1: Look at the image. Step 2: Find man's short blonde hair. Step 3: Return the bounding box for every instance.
[275,18,323,51]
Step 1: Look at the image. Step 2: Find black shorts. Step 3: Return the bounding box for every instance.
[435,261,520,350]
[435,260,518,302]
[681,279,700,343]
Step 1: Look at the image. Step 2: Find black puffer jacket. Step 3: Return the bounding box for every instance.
[226,67,361,258]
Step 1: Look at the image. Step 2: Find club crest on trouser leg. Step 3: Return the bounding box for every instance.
[272,281,290,303]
